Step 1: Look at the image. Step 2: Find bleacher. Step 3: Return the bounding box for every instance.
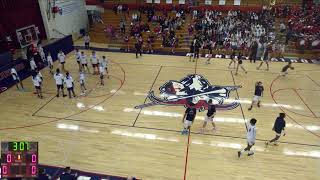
[87,0,320,58]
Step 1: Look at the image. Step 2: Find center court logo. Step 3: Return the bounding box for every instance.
[135,74,241,111]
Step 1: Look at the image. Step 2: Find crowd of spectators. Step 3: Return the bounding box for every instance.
[105,4,320,55]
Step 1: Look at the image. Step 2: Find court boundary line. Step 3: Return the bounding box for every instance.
[29,114,320,147]
[306,75,320,87]
[293,89,318,118]
[132,66,163,127]
[230,71,248,131]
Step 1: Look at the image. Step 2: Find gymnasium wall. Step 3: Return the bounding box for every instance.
[38,0,89,40]
[0,0,46,43]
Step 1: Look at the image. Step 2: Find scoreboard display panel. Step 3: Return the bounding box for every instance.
[1,141,38,178]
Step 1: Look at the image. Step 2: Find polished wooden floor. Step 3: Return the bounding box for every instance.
[0,44,320,179]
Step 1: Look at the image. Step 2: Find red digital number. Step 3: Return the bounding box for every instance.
[6,154,12,163]
[31,154,37,163]
[31,166,37,175]
[2,165,8,175]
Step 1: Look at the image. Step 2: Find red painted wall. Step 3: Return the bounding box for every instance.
[0,0,46,45]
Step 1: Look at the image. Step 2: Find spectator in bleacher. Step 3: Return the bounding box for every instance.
[120,19,126,34]
[59,167,77,180]
[36,167,50,180]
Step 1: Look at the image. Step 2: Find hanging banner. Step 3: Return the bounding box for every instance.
[154,0,160,4]
[234,0,241,5]
[179,0,185,4]
[219,0,226,5]
[205,0,212,5]
[166,0,172,3]
[146,0,152,3]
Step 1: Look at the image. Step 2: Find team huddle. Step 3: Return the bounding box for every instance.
[11,49,110,99]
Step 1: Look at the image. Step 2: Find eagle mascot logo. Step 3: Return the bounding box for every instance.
[135,74,241,111]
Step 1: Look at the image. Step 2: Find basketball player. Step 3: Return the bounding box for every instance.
[235,53,248,75]
[64,72,76,98]
[47,52,53,74]
[30,57,37,71]
[99,63,105,86]
[248,81,264,111]
[181,102,197,135]
[266,113,286,146]
[10,67,24,90]
[80,51,90,73]
[36,70,43,86]
[280,62,294,76]
[75,48,81,70]
[58,50,66,71]
[238,118,257,157]
[101,56,109,79]
[54,68,66,97]
[124,35,130,52]
[90,51,99,74]
[193,40,200,62]
[38,45,46,62]
[228,52,236,69]
[256,43,271,71]
[201,99,216,133]
[31,73,43,99]
[79,69,86,95]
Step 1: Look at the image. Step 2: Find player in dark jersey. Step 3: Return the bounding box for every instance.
[248,81,264,111]
[201,99,217,133]
[280,62,294,76]
[266,113,286,146]
[228,51,237,69]
[257,44,271,71]
[135,39,142,58]
[181,102,197,135]
[235,52,247,75]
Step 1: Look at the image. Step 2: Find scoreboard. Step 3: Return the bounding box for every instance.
[1,141,38,178]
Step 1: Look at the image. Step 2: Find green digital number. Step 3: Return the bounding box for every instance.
[19,142,24,151]
[26,142,30,150]
[13,142,18,151]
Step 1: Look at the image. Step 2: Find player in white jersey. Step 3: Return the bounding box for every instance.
[238,118,257,157]
[29,58,37,71]
[47,52,53,74]
[80,51,90,73]
[64,72,76,98]
[31,73,43,99]
[101,56,109,78]
[36,70,43,86]
[99,63,105,86]
[58,50,66,71]
[10,67,24,90]
[79,70,86,95]
[90,51,99,74]
[53,68,67,97]
[38,45,46,62]
[75,48,81,70]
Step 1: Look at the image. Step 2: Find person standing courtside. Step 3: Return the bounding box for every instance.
[135,39,142,58]
[248,81,264,111]
[75,48,81,71]
[181,102,197,135]
[54,68,66,97]
[238,118,257,157]
[80,51,90,73]
[11,67,24,90]
[266,113,286,146]
[31,73,43,99]
[84,34,90,49]
[201,99,217,133]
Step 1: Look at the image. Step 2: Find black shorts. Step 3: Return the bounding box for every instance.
[82,63,88,67]
[100,74,104,79]
[76,60,80,64]
[57,84,64,89]
[67,87,74,91]
[35,86,41,90]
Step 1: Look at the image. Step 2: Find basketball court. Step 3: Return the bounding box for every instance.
[0,39,319,179]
